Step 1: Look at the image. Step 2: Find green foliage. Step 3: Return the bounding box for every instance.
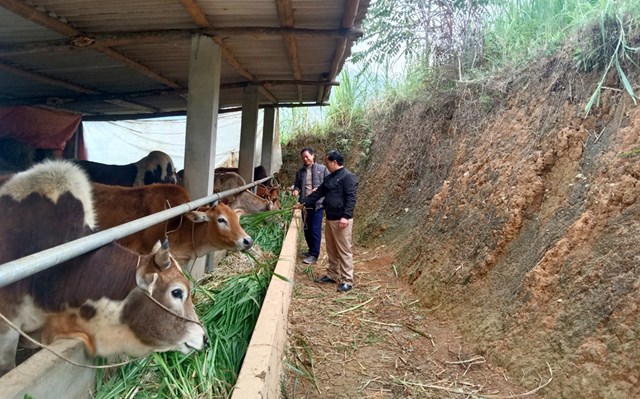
[581,12,640,115]
[353,0,490,72]
[93,208,293,398]
[279,107,325,144]
[280,0,640,153]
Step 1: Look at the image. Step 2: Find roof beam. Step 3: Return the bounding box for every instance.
[0,79,338,107]
[0,0,183,94]
[324,0,361,102]
[0,27,363,56]
[82,102,329,121]
[176,0,278,104]
[276,0,303,101]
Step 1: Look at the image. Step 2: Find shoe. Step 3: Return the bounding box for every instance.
[337,283,352,292]
[300,251,311,257]
[302,256,318,264]
[314,275,336,284]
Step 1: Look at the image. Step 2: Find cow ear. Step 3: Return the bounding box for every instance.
[136,270,158,294]
[154,239,172,270]
[185,211,210,224]
[234,208,245,216]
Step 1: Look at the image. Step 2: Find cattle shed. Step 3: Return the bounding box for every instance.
[0,0,370,397]
[0,0,370,196]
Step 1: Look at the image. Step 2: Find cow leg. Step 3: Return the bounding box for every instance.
[0,326,19,375]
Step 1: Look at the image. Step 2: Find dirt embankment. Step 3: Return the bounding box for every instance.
[346,51,640,398]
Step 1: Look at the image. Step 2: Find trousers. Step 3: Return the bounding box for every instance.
[324,219,354,285]
[303,207,324,257]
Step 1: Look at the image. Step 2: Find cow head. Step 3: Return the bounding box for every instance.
[40,240,207,359]
[184,203,253,254]
[120,240,206,355]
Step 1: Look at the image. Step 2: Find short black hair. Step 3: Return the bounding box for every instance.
[326,149,344,166]
[301,147,314,155]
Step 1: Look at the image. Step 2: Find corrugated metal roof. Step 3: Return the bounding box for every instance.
[0,0,369,120]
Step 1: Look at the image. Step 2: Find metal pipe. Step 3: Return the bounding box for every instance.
[0,176,272,288]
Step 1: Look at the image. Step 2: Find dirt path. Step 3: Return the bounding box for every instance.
[282,243,547,399]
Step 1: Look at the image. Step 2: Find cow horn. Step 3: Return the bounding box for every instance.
[154,238,171,270]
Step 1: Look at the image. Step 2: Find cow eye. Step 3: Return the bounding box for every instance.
[217,217,228,225]
[171,288,184,300]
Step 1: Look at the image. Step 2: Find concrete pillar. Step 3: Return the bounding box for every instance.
[261,107,275,175]
[238,85,259,183]
[183,34,221,278]
[184,34,220,199]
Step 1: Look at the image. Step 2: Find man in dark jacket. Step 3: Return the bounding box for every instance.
[300,149,358,292]
[292,147,329,264]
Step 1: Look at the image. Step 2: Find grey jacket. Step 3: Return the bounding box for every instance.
[294,163,329,211]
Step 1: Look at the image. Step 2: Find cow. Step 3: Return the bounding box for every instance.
[92,183,253,264]
[0,160,206,376]
[74,150,177,186]
[214,172,279,213]
[257,184,282,208]
[214,165,270,184]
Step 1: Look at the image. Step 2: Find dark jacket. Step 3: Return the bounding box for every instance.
[294,163,328,211]
[302,167,358,221]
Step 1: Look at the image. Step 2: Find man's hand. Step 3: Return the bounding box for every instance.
[339,217,349,229]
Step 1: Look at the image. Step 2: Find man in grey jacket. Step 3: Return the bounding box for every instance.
[292,147,329,264]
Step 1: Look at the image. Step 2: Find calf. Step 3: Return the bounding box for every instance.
[0,161,206,375]
[92,183,253,263]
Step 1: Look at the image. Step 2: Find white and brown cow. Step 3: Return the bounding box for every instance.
[0,161,206,376]
[92,183,253,263]
[74,150,177,186]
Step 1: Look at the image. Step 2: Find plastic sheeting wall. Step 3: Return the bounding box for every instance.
[83,111,282,172]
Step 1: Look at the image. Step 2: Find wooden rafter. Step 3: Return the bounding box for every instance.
[82,102,328,122]
[0,0,183,108]
[324,0,361,102]
[0,79,338,107]
[176,0,278,104]
[0,28,363,57]
[178,0,209,27]
[276,0,303,101]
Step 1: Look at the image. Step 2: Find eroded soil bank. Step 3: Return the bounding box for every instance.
[281,49,639,398]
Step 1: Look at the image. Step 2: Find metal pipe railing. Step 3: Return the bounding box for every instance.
[0,176,272,289]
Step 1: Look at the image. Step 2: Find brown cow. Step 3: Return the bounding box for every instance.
[214,165,270,184]
[257,184,282,208]
[213,172,278,213]
[74,150,177,186]
[92,183,253,263]
[0,161,206,376]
